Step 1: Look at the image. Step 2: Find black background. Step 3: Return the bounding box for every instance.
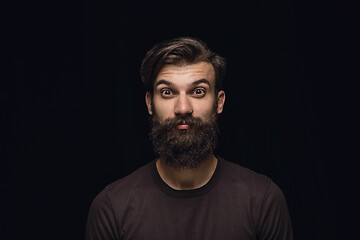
[6,0,357,239]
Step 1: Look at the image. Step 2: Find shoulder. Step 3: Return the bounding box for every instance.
[91,161,156,207]
[219,158,287,204]
[106,161,156,197]
[220,159,271,191]
[219,159,292,237]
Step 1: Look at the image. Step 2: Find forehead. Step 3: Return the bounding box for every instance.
[155,62,215,85]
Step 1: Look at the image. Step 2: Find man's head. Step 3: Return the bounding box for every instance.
[141,37,226,169]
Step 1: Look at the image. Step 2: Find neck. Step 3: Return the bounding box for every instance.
[156,155,218,190]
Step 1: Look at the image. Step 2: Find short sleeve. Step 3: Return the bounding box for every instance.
[257,179,293,240]
[86,187,119,240]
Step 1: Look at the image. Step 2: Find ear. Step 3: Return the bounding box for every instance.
[145,92,153,115]
[216,90,226,114]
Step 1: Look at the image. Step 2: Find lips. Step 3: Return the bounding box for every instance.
[176,120,190,130]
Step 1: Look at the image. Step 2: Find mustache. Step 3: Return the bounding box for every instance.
[153,115,204,128]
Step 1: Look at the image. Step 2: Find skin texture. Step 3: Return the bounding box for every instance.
[145,62,225,121]
[145,62,226,190]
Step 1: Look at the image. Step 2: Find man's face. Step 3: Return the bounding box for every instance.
[146,62,225,123]
[145,62,225,168]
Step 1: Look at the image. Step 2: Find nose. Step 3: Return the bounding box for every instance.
[174,94,193,116]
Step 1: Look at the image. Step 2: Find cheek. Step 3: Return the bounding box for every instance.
[193,100,216,118]
[153,99,175,120]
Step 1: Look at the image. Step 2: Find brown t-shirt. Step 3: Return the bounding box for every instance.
[86,157,293,240]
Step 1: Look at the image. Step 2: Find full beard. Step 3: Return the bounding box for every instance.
[149,112,219,169]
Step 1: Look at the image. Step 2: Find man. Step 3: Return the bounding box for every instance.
[86,37,293,240]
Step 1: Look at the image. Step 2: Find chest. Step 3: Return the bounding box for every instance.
[116,192,258,240]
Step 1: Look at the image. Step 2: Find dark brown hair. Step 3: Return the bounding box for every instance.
[140,37,226,94]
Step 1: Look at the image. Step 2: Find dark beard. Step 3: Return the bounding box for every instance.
[149,113,219,169]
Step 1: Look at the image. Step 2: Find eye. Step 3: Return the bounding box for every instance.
[193,88,206,97]
[160,89,173,97]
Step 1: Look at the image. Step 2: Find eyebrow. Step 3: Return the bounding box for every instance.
[155,78,211,87]
[155,80,173,87]
[192,78,210,86]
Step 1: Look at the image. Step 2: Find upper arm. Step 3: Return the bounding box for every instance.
[86,188,119,240]
[256,180,293,240]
